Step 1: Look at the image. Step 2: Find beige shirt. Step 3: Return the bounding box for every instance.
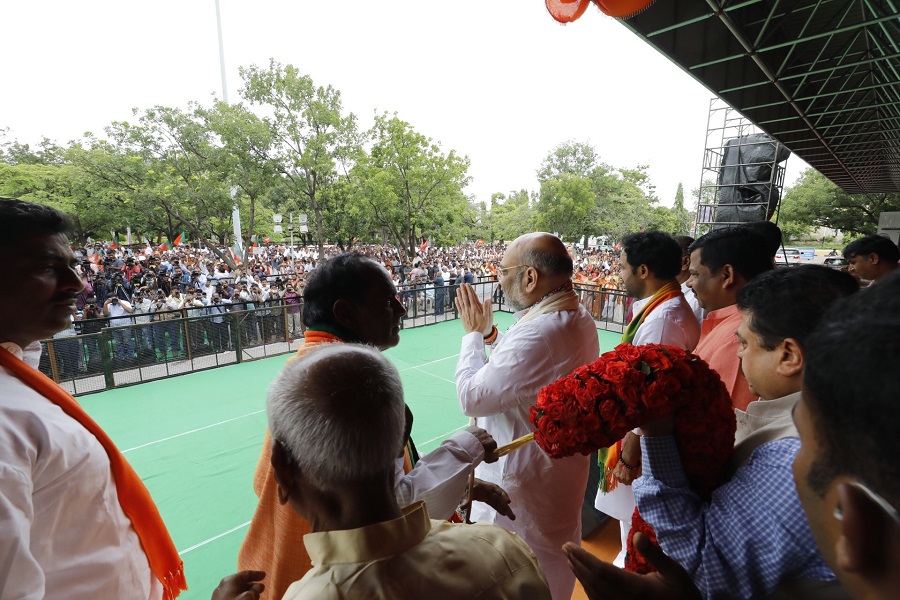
[731,391,801,470]
[284,502,551,600]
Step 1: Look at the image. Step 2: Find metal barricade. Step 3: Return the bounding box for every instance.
[41,281,629,395]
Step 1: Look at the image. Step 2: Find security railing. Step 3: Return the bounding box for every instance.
[39,281,630,395]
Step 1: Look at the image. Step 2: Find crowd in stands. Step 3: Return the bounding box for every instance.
[47,238,629,377]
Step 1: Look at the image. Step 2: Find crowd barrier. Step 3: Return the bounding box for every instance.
[39,282,629,395]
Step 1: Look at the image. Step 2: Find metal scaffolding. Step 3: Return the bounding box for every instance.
[695,97,789,234]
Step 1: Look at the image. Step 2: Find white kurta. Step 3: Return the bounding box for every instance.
[456,307,599,600]
[393,430,484,520]
[0,342,161,600]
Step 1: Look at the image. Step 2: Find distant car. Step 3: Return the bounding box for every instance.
[774,247,803,264]
[824,256,849,269]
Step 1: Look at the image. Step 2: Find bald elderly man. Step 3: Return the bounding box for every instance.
[455,232,600,600]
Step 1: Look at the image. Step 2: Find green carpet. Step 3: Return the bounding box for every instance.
[80,315,621,599]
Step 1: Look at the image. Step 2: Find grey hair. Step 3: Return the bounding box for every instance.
[267,343,405,489]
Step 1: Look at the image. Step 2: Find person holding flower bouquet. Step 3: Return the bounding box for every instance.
[630,265,856,599]
[455,233,599,600]
[594,231,701,567]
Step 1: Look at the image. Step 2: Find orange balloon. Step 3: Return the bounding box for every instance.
[545,0,591,23]
[593,0,655,18]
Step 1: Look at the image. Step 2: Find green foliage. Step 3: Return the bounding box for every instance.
[239,60,361,259]
[351,113,470,257]
[490,190,536,242]
[779,168,900,237]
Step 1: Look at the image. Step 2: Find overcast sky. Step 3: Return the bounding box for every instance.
[2,0,808,208]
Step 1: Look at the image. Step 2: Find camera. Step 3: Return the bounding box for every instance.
[111,298,119,305]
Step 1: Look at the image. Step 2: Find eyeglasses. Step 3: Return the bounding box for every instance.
[496,264,528,278]
[833,481,900,525]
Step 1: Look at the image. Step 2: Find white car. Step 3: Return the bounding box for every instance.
[774,247,803,264]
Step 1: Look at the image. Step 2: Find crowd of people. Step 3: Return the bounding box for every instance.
[3,196,900,600]
[44,236,632,379]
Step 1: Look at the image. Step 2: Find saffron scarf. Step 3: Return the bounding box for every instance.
[0,347,187,600]
[600,280,684,492]
[620,280,683,344]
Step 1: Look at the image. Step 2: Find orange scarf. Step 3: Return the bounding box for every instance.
[0,347,187,600]
[620,280,683,345]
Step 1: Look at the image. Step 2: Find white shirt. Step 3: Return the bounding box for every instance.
[456,307,599,600]
[0,342,161,600]
[630,292,701,352]
[393,431,484,520]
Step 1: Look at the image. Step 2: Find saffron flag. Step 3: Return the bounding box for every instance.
[173,232,184,247]
[420,238,429,253]
[158,243,169,252]
[109,233,118,249]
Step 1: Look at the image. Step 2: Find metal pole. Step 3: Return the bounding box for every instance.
[290,213,295,272]
[215,0,229,103]
[215,1,243,260]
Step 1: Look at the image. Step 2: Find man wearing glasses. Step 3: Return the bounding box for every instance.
[454,232,599,600]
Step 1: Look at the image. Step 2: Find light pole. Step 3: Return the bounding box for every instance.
[215,0,243,262]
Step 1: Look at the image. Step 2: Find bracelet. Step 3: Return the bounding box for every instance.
[618,455,639,471]
[483,325,498,344]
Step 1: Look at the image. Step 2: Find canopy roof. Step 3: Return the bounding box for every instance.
[621,0,900,193]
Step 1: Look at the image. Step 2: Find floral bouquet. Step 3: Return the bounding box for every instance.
[524,343,735,573]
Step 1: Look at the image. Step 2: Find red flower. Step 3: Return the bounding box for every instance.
[604,360,631,384]
[530,342,736,572]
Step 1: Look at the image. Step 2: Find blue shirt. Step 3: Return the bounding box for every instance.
[634,436,835,599]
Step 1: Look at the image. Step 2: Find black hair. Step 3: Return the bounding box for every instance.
[689,226,773,282]
[0,198,72,247]
[740,221,783,258]
[302,252,383,327]
[621,231,682,280]
[736,265,859,350]
[803,270,900,505]
[842,234,900,263]
[672,235,695,257]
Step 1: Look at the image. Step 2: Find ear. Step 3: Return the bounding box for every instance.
[720,264,737,290]
[834,481,887,575]
[869,253,881,265]
[638,264,650,280]
[523,266,540,293]
[270,440,295,506]
[332,298,356,330]
[775,337,804,377]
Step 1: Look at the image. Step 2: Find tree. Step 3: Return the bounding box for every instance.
[536,173,594,241]
[239,60,361,260]
[537,140,599,180]
[778,168,900,237]
[70,106,240,267]
[352,113,470,257]
[671,182,693,235]
[491,190,536,241]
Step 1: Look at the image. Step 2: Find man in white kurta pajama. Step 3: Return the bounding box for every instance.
[455,233,599,600]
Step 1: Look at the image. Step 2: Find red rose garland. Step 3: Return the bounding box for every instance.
[529,343,735,573]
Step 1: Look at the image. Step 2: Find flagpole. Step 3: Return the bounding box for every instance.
[215,0,243,264]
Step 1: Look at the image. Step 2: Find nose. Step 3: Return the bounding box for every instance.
[63,264,85,295]
[392,296,407,318]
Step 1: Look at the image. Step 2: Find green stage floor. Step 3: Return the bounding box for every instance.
[80,314,621,599]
